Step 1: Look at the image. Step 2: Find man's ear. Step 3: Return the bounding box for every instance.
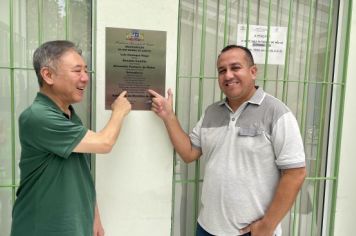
[40,67,54,85]
[250,65,258,80]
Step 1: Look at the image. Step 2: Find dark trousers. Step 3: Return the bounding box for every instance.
[196,223,251,236]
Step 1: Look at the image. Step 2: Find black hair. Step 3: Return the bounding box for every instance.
[218,44,255,66]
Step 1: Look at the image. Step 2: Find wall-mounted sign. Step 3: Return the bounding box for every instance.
[237,24,287,65]
[105,27,166,110]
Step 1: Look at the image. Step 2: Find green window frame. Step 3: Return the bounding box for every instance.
[172,0,351,235]
[0,1,94,235]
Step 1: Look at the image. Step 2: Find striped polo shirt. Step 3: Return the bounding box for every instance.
[189,87,305,236]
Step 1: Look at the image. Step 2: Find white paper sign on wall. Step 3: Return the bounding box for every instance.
[237,24,287,65]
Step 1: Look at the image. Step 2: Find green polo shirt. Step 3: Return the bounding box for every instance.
[11,92,96,236]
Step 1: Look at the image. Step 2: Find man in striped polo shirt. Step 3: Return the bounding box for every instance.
[148,45,306,236]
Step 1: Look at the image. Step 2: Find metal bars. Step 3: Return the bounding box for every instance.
[0,1,94,234]
[173,0,347,235]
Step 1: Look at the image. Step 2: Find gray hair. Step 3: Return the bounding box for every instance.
[33,40,82,86]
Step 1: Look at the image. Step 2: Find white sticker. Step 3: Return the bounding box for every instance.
[237,24,288,65]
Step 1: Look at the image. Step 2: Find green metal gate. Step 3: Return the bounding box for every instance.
[0,1,94,235]
[172,0,351,235]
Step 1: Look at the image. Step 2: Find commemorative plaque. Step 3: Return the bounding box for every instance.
[105,27,166,110]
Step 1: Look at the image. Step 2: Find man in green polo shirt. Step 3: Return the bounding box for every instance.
[10,40,131,236]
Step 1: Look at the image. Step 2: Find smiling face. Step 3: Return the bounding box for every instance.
[217,47,257,110]
[41,49,89,111]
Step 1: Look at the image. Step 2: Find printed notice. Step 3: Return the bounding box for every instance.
[237,24,287,65]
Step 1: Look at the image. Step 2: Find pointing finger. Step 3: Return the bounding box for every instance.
[119,90,128,98]
[167,88,173,104]
[147,89,162,98]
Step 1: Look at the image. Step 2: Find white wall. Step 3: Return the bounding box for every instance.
[334,1,356,234]
[95,1,179,235]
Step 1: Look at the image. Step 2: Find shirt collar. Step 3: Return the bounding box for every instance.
[249,86,265,105]
[218,86,265,107]
[35,92,75,118]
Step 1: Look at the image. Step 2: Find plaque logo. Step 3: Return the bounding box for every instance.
[126,30,144,41]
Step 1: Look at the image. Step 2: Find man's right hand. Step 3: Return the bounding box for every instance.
[147,88,174,121]
[147,88,201,163]
[74,90,131,154]
[111,90,131,117]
